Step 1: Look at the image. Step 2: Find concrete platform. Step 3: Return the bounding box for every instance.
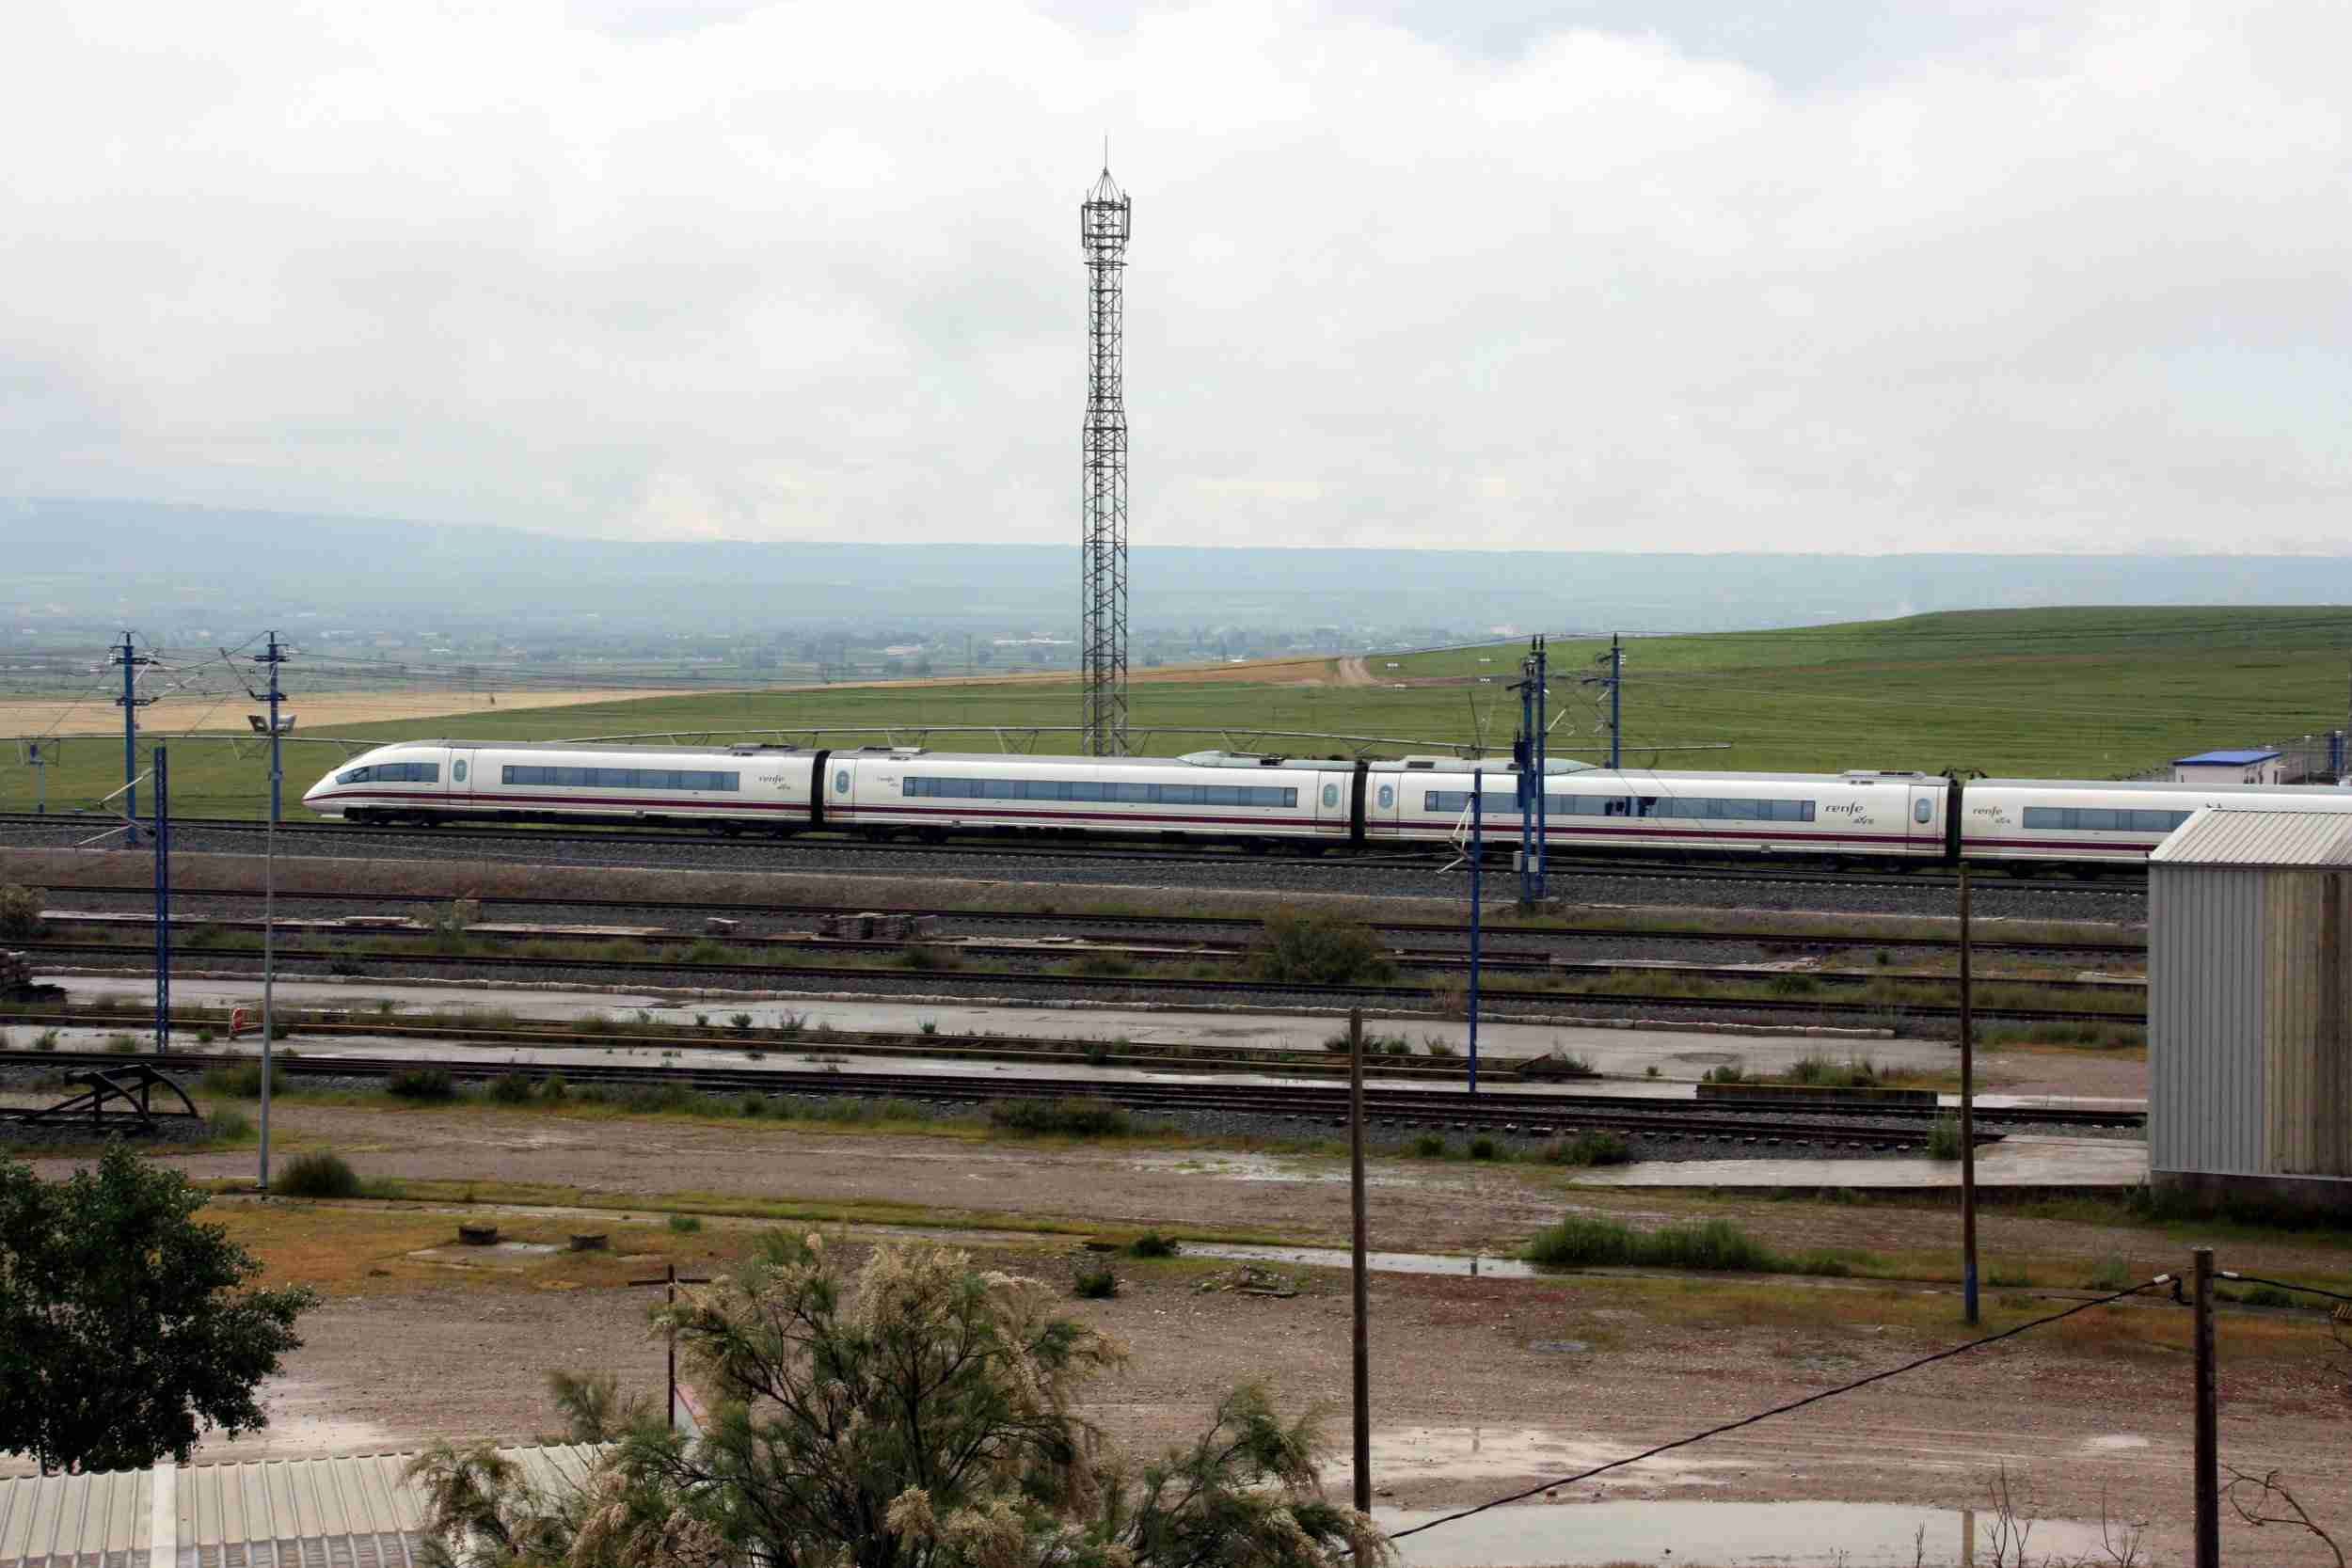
[45,975,1960,1086]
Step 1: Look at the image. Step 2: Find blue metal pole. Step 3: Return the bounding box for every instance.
[1469,767,1481,1097]
[1517,662,1535,906]
[257,631,286,825]
[1533,635,1547,902]
[153,746,168,1052]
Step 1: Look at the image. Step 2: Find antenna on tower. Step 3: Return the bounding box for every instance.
[1079,155,1134,757]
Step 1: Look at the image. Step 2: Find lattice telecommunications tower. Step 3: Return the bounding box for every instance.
[1079,162,1132,756]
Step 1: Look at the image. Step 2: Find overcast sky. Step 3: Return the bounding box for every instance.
[5,2,2348,554]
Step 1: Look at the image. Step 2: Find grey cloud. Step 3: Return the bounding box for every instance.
[0,1,2346,554]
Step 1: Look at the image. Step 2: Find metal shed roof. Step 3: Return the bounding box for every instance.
[0,1448,605,1568]
[2171,749,2281,766]
[2150,807,2352,867]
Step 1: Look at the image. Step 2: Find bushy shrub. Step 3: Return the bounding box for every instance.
[668,1212,703,1234]
[1468,1136,1498,1161]
[199,1060,272,1098]
[1073,1266,1119,1299]
[1701,1061,1748,1085]
[206,1109,253,1142]
[1244,911,1394,986]
[899,943,963,973]
[1924,1117,1963,1161]
[487,1072,533,1104]
[988,1098,1131,1137]
[1128,1231,1180,1259]
[1540,1131,1632,1167]
[1526,1214,1781,1273]
[1519,1050,1600,1080]
[0,884,45,939]
[387,1067,457,1101]
[276,1149,361,1198]
[1784,1054,1881,1088]
[539,1072,567,1101]
[1412,1133,1447,1159]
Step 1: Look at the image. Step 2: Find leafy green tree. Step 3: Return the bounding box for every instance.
[412,1236,1384,1568]
[0,1143,316,1472]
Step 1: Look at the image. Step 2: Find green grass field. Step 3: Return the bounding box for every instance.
[7,606,2350,819]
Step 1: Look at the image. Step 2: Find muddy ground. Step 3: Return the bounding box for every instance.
[9,1098,2349,1563]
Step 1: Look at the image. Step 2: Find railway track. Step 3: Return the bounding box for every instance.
[27,881,2153,956]
[0,1012,2146,1128]
[0,1046,2014,1148]
[0,811,2133,894]
[14,938,2151,1026]
[29,916,2148,995]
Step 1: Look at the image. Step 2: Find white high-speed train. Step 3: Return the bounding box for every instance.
[301,740,2352,866]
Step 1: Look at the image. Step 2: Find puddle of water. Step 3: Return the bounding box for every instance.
[405,1241,563,1266]
[1343,1429,1730,1489]
[1189,1242,1539,1280]
[1378,1499,2115,1567]
[1126,1152,1454,1189]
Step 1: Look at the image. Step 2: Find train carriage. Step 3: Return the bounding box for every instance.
[305,740,818,829]
[825,748,1353,842]
[1372,765,1949,858]
[1962,777,2352,863]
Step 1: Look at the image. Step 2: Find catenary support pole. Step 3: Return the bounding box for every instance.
[1469,770,1482,1096]
[2193,1246,2218,1568]
[1524,657,1543,907]
[1348,1006,1371,1515]
[1609,634,1622,770]
[257,632,288,825]
[1960,863,1978,1324]
[1531,635,1547,901]
[114,631,151,847]
[256,630,287,1193]
[152,747,168,1053]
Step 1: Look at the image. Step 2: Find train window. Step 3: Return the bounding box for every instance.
[453,760,467,784]
[1322,784,1340,809]
[834,769,850,795]
[1914,799,1932,824]
[1377,784,1394,810]
[336,766,372,785]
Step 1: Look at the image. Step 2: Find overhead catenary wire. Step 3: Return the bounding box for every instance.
[2220,1273,2352,1305]
[1377,1276,2169,1547]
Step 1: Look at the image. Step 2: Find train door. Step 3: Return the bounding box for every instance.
[1315,771,1350,836]
[1905,783,1941,857]
[1366,773,1402,840]
[446,749,471,804]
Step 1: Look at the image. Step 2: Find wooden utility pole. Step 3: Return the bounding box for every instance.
[1348,1007,1371,1514]
[629,1261,712,1430]
[1960,864,1979,1325]
[2193,1246,2218,1568]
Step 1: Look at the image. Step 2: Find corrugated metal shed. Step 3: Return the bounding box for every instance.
[0,1449,604,1568]
[0,1465,152,1568]
[2149,809,2352,1195]
[2152,807,2352,867]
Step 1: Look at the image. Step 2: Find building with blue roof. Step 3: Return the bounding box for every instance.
[2171,748,2288,785]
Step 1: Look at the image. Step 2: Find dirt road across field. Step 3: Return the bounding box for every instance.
[0,688,701,736]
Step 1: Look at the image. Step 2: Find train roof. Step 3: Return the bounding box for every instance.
[1973,777,2352,795]
[384,739,810,756]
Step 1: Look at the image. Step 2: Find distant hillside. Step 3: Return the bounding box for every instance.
[8,496,2352,637]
